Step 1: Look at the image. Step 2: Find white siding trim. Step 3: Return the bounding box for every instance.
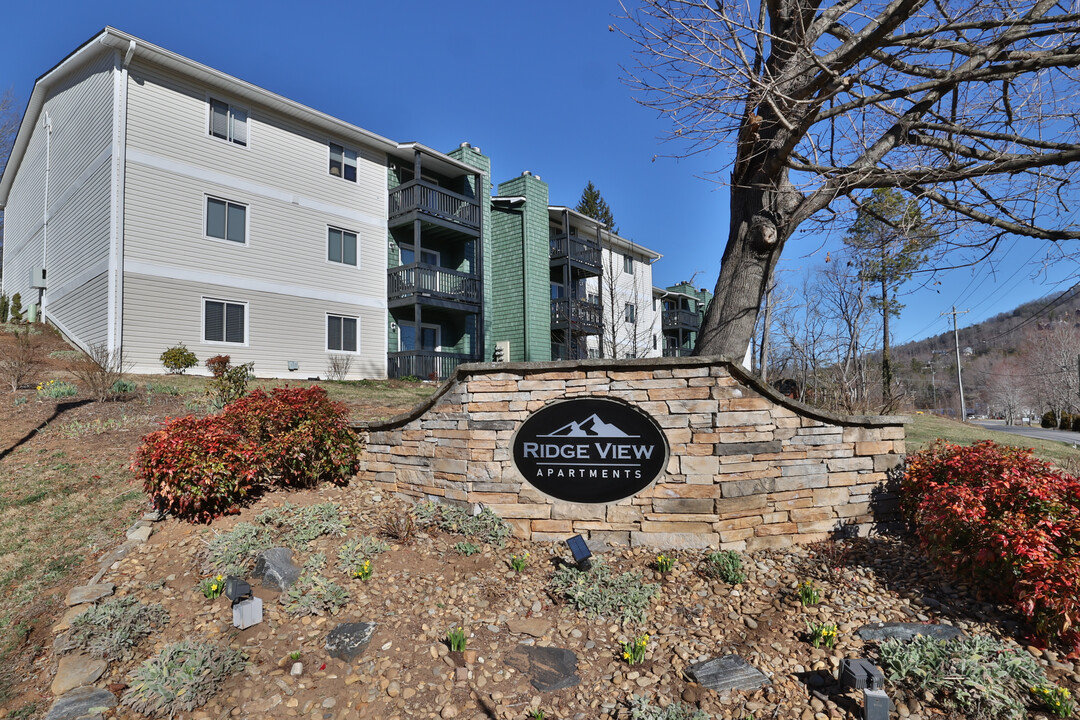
[126,147,384,227]
[107,49,128,354]
[125,259,387,309]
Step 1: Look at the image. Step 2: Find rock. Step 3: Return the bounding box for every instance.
[686,655,770,692]
[856,622,965,643]
[441,704,458,719]
[126,525,152,543]
[507,618,550,638]
[682,685,702,704]
[52,653,108,696]
[252,548,302,592]
[64,584,114,607]
[290,662,303,677]
[505,646,581,692]
[44,686,116,720]
[325,622,377,662]
[53,606,88,634]
[744,617,758,630]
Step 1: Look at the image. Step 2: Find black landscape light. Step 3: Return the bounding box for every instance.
[224,576,252,604]
[565,534,592,571]
[839,659,889,720]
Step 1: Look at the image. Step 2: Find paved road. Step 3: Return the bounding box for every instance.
[973,419,1080,446]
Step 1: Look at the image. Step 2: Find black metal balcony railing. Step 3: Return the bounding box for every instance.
[389,180,481,230]
[549,234,602,271]
[662,308,701,330]
[388,263,480,305]
[388,350,474,381]
[663,347,693,358]
[551,298,602,330]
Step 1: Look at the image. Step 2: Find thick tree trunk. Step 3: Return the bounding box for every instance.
[695,183,797,360]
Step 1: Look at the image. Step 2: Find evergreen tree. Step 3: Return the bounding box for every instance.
[575,181,618,235]
[0,294,8,324]
[843,188,938,405]
[8,292,23,324]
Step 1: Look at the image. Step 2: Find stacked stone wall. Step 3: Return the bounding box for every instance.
[355,358,906,551]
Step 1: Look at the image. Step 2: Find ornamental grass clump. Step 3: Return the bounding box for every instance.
[879,634,1047,720]
[550,558,658,625]
[903,440,1080,655]
[122,640,245,717]
[703,549,746,584]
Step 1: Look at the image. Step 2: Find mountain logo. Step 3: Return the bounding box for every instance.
[540,414,637,438]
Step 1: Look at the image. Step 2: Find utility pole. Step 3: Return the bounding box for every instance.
[924,362,937,410]
[942,306,969,420]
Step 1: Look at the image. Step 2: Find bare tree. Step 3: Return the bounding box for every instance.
[601,248,654,358]
[1026,322,1080,422]
[985,359,1030,425]
[619,1,1080,360]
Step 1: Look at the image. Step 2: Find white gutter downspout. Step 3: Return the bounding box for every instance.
[106,39,134,353]
[42,111,52,316]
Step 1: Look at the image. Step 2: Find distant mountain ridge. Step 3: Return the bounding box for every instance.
[543,414,632,437]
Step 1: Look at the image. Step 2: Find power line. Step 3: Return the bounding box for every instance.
[977,279,1080,345]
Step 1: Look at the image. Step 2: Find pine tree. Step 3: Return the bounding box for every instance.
[843,188,938,405]
[575,181,618,235]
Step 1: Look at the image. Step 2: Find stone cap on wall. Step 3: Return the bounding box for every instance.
[354,356,909,432]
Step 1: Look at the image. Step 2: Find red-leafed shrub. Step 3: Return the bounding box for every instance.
[903,440,1080,656]
[133,415,266,523]
[134,386,360,522]
[224,387,360,488]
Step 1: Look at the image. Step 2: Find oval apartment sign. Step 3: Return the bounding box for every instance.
[512,397,669,504]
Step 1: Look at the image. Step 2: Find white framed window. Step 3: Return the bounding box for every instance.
[329,142,358,182]
[327,314,359,353]
[328,227,358,266]
[205,196,247,244]
[623,254,634,274]
[588,292,600,305]
[208,98,248,146]
[203,298,247,345]
[624,303,636,324]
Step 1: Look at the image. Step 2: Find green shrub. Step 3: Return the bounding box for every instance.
[413,501,510,547]
[1042,411,1057,428]
[145,383,181,396]
[879,634,1046,720]
[159,343,198,374]
[0,294,8,324]
[703,550,745,584]
[283,574,349,616]
[550,558,658,625]
[8,294,23,324]
[255,502,348,546]
[337,536,388,577]
[454,541,480,556]
[122,640,245,717]
[1060,413,1073,430]
[205,354,252,407]
[58,596,168,661]
[111,379,137,394]
[204,522,274,576]
[1072,415,1080,432]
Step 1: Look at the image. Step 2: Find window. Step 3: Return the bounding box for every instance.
[204,299,246,344]
[206,197,247,244]
[209,98,247,146]
[624,303,636,324]
[327,315,358,352]
[329,143,357,182]
[328,227,358,266]
[587,292,600,305]
[623,254,634,274]
[653,335,658,350]
[398,323,440,351]
[399,246,439,267]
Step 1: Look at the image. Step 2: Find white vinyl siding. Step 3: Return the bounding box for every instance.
[1,48,115,351]
[327,314,358,352]
[203,298,246,344]
[328,227,358,266]
[209,98,247,146]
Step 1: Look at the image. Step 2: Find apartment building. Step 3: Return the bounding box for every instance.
[658,281,713,357]
[1,29,675,381]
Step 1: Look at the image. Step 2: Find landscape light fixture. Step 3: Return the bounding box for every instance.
[224,576,252,604]
[839,658,889,720]
[565,534,592,571]
[223,576,262,630]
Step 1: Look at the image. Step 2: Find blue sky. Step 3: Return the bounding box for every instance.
[2,0,1073,348]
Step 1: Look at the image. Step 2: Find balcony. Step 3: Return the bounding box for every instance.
[662,308,701,331]
[388,350,475,381]
[663,347,693,358]
[389,180,481,233]
[388,263,481,311]
[551,298,602,334]
[550,234,601,273]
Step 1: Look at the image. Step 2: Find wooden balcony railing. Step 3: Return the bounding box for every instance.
[388,350,475,381]
[549,234,602,271]
[551,298,603,331]
[388,263,480,306]
[662,308,701,330]
[389,180,481,230]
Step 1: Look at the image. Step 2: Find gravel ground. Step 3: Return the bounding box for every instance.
[54,482,1080,720]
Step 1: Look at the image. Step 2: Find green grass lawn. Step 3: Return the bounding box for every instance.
[906,413,1080,469]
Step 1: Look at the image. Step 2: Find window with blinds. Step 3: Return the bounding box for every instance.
[206,197,247,244]
[328,227,358,266]
[209,98,248,146]
[329,143,357,182]
[204,299,246,344]
[327,315,358,352]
